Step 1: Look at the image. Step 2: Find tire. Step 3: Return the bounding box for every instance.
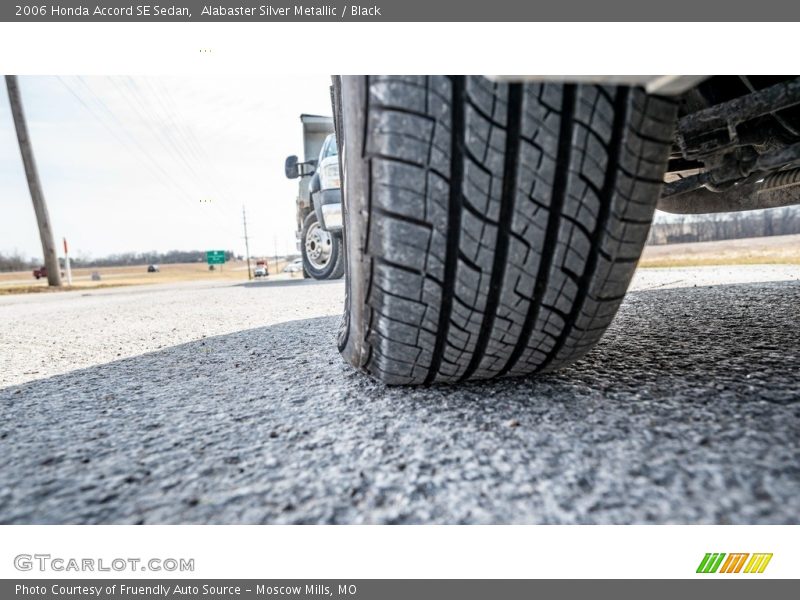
[301,211,344,280]
[337,76,677,385]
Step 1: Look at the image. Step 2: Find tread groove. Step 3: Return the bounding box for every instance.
[461,83,523,381]
[499,84,577,376]
[424,76,465,384]
[539,88,630,372]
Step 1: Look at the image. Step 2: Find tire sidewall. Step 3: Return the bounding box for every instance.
[337,76,370,365]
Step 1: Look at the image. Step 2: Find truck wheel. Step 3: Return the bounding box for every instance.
[337,76,676,384]
[301,211,344,280]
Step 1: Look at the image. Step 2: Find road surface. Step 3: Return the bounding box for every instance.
[1,266,798,523]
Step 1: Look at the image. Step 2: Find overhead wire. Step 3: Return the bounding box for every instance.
[114,76,244,232]
[60,76,242,241]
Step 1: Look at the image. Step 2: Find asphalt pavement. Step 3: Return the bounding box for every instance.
[1,266,798,524]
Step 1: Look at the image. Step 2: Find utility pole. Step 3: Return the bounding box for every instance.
[6,75,62,287]
[242,205,252,281]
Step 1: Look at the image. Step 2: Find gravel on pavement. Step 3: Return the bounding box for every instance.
[1,266,798,524]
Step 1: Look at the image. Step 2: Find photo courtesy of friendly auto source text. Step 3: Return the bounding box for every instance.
[0,0,798,593]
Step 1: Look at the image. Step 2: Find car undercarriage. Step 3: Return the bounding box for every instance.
[660,75,800,215]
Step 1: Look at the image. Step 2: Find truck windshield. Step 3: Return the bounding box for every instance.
[322,135,338,159]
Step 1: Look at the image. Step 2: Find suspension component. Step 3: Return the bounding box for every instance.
[676,77,800,161]
[760,167,800,192]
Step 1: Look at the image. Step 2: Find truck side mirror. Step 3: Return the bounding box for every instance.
[285,155,300,179]
[300,159,317,177]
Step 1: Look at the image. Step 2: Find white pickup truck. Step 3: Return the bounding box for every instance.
[284,115,344,280]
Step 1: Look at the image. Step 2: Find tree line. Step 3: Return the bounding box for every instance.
[4,207,799,271]
[648,206,800,245]
[0,249,237,272]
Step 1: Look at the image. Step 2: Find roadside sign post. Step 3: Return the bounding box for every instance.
[206,250,226,272]
[63,237,72,285]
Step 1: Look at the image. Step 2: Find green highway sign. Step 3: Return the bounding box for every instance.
[206,250,226,265]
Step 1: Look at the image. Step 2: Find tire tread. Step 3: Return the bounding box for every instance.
[345,76,676,384]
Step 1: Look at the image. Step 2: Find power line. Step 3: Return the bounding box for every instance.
[113,76,241,227]
[57,76,242,241]
[65,76,197,204]
[141,77,243,216]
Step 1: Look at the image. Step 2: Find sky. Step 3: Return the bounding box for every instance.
[0,75,333,260]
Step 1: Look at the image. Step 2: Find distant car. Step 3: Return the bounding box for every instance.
[254,266,268,278]
[147,264,159,273]
[283,258,303,273]
[32,266,64,280]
